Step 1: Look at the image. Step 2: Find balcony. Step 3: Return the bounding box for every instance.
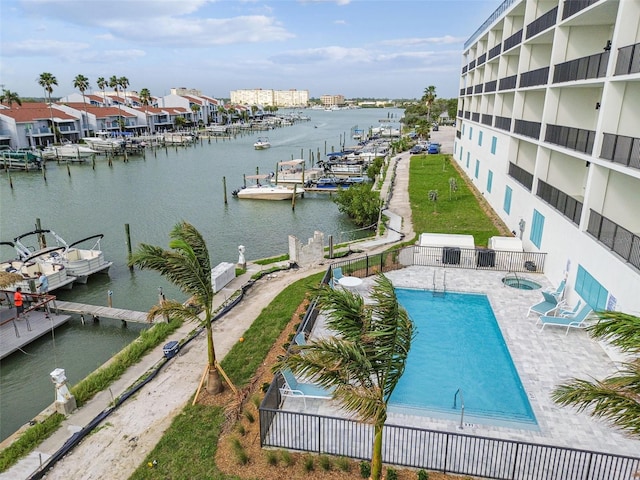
[464,111,471,119]
[466,86,473,95]
[472,112,480,122]
[458,110,463,118]
[587,210,640,271]
[526,6,558,39]
[462,65,468,74]
[508,162,533,191]
[519,66,550,88]
[514,119,542,139]
[562,0,599,20]
[477,53,487,66]
[460,88,466,96]
[614,42,640,76]
[536,180,583,225]
[503,29,523,51]
[26,126,53,135]
[481,114,493,126]
[456,130,462,139]
[488,44,502,60]
[552,51,609,83]
[484,80,497,93]
[495,116,512,131]
[474,84,484,94]
[545,124,595,154]
[600,133,640,171]
[469,59,476,71]
[498,74,518,91]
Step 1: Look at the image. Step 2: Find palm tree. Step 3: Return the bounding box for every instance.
[128,222,224,394]
[422,85,437,123]
[552,311,640,438]
[73,74,90,136]
[139,87,152,133]
[38,72,58,143]
[279,274,414,480]
[96,77,107,105]
[109,75,123,132]
[190,103,201,127]
[217,105,227,125]
[118,76,129,106]
[0,89,22,108]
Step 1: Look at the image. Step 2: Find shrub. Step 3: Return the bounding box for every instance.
[261,382,270,393]
[387,467,398,480]
[243,410,255,423]
[360,460,371,478]
[417,469,430,480]
[265,450,278,466]
[231,437,249,465]
[303,455,315,472]
[236,424,245,436]
[280,449,294,467]
[336,456,352,472]
[319,454,332,471]
[251,394,261,408]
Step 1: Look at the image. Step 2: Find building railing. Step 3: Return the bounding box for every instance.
[464,111,471,119]
[484,79,497,93]
[514,119,542,140]
[457,110,463,118]
[508,162,534,191]
[471,112,480,122]
[456,130,462,139]
[562,0,599,20]
[545,124,595,154]
[536,179,583,225]
[614,42,640,76]
[474,84,483,94]
[489,43,502,59]
[464,0,517,49]
[495,116,512,131]
[587,210,640,271]
[462,65,468,74]
[469,59,476,71]
[526,6,558,39]
[599,133,640,171]
[460,88,466,96]
[477,52,487,66]
[466,86,473,95]
[503,28,523,51]
[499,74,518,90]
[552,51,609,83]
[519,66,550,87]
[481,114,493,126]
[26,126,53,135]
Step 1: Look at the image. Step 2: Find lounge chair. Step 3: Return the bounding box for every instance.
[330,267,343,288]
[557,299,582,317]
[545,279,566,301]
[527,291,560,317]
[537,303,594,335]
[293,332,307,346]
[279,367,333,407]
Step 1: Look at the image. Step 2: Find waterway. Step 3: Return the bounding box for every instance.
[0,107,403,441]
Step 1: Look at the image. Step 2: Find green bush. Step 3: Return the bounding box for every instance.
[360,460,371,478]
[243,410,255,423]
[265,450,278,466]
[280,449,294,466]
[319,454,332,471]
[333,183,380,228]
[303,455,315,472]
[387,467,398,480]
[417,468,430,480]
[336,456,352,472]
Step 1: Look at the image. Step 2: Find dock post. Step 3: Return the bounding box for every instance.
[125,223,133,269]
[36,218,46,248]
[328,235,334,259]
[291,184,297,211]
[223,176,228,205]
[108,290,113,308]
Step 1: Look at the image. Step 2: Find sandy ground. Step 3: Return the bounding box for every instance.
[2,126,459,479]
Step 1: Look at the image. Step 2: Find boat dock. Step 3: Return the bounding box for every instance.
[53,301,151,324]
[0,310,72,360]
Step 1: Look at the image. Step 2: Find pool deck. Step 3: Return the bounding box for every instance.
[282,266,640,458]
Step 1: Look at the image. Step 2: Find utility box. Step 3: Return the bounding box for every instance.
[476,248,496,267]
[211,262,236,293]
[163,341,179,359]
[442,247,461,265]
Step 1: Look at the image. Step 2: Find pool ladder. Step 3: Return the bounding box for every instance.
[432,270,446,297]
[453,388,465,430]
[504,271,521,288]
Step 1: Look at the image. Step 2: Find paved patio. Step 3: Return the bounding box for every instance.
[281,266,640,458]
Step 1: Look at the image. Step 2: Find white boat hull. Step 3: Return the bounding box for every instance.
[236,185,304,200]
[0,260,75,293]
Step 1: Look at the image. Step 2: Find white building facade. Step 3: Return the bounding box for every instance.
[230,89,309,107]
[456,0,640,315]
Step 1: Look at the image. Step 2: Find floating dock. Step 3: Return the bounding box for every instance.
[0,310,72,360]
[53,301,151,324]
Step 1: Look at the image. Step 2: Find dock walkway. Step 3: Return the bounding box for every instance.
[53,301,150,324]
[0,310,72,360]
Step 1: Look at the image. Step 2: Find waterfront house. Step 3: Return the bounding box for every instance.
[0,103,81,148]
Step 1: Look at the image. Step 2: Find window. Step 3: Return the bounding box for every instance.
[503,186,512,214]
[491,136,497,154]
[575,265,609,311]
[474,159,480,179]
[469,127,473,140]
[487,170,493,193]
[459,147,463,161]
[466,152,470,168]
[478,131,483,146]
[454,141,457,155]
[462,124,465,135]
[530,210,545,248]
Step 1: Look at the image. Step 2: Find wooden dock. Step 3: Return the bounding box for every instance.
[0,310,72,360]
[53,301,151,324]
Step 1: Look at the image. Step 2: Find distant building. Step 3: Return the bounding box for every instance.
[456,0,640,314]
[320,95,345,107]
[230,89,309,107]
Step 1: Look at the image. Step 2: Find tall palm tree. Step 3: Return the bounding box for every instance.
[217,105,227,125]
[38,72,58,144]
[73,74,90,136]
[118,76,129,106]
[190,103,201,127]
[422,85,437,123]
[552,311,640,438]
[128,222,224,394]
[109,75,123,132]
[96,77,107,105]
[279,274,414,480]
[139,87,152,133]
[0,89,22,108]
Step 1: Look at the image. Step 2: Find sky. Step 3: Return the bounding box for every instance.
[0,0,499,101]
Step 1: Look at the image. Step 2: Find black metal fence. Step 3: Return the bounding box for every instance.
[536,180,583,226]
[526,6,558,39]
[587,210,640,271]
[508,162,534,191]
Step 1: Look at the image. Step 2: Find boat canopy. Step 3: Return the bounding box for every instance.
[277,159,305,166]
[245,174,272,180]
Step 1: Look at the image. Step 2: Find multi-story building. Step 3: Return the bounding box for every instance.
[230,88,309,107]
[320,94,345,107]
[456,0,640,314]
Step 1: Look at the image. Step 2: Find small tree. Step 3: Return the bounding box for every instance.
[428,190,438,213]
[449,178,458,200]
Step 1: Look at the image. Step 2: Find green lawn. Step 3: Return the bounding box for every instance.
[409,154,502,246]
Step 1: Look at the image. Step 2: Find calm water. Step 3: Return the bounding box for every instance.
[391,289,537,429]
[0,108,403,440]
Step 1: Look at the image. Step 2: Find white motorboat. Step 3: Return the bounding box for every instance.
[163,133,194,144]
[13,230,112,284]
[232,175,304,200]
[0,246,76,293]
[82,136,125,152]
[41,144,98,161]
[274,159,321,185]
[253,136,271,150]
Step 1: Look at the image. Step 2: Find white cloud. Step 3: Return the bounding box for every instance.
[271,46,371,64]
[334,19,347,25]
[2,39,90,57]
[379,35,466,47]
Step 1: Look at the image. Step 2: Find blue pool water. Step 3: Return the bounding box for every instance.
[391,289,538,429]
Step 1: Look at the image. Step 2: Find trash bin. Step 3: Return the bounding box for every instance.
[163,341,179,359]
[442,247,461,265]
[524,260,537,272]
[476,248,496,268]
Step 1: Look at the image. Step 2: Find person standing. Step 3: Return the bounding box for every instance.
[14,287,24,319]
[38,272,49,294]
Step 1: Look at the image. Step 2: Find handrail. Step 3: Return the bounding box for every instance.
[453,388,465,430]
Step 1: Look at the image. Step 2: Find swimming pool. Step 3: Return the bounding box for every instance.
[391,289,538,430]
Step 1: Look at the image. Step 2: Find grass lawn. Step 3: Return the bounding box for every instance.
[409,154,507,246]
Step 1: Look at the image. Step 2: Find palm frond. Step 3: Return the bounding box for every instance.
[146,300,202,324]
[314,284,370,340]
[588,311,640,353]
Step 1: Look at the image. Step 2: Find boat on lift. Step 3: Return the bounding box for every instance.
[232,174,304,200]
